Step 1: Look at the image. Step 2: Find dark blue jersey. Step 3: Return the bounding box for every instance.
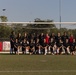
[14,42,19,48]
[64,42,70,48]
[61,35,68,43]
[22,42,28,48]
[10,34,15,43]
[30,43,35,48]
[49,42,55,47]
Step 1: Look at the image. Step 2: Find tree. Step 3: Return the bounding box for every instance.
[11,23,24,33]
[0,25,12,39]
[0,16,8,22]
[26,18,56,34]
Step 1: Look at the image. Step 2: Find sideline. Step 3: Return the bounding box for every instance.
[0,70,76,73]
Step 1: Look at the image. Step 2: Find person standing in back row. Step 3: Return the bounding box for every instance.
[16,33,22,55]
[39,33,45,46]
[10,31,15,54]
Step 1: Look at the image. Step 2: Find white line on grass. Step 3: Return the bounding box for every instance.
[0,70,76,73]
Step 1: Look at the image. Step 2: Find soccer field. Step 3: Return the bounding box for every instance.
[0,55,76,75]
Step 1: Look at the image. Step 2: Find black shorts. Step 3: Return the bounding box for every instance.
[22,48,25,51]
[14,48,17,51]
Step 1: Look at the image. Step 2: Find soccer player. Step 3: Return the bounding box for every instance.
[29,39,35,55]
[70,38,76,55]
[50,32,56,42]
[42,39,48,55]
[56,39,64,55]
[39,33,45,46]
[48,38,55,55]
[53,42,57,55]
[69,34,74,44]
[63,39,70,54]
[35,39,41,54]
[56,32,62,44]
[45,33,50,45]
[61,32,68,43]
[10,31,15,54]
[22,39,29,54]
[14,39,19,55]
[22,32,28,41]
[16,33,22,55]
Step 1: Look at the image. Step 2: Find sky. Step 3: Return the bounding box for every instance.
[0,0,76,29]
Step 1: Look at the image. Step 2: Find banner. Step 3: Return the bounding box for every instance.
[0,42,3,51]
[3,41,10,51]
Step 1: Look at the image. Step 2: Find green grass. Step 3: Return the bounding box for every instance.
[0,55,76,75]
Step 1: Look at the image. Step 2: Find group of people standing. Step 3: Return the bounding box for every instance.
[10,31,76,55]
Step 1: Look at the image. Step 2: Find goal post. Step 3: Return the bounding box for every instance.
[0,22,76,25]
[0,21,76,30]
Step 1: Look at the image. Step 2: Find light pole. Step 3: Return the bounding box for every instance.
[2,9,6,16]
[2,9,6,24]
[59,0,61,29]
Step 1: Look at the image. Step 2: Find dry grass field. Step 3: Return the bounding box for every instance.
[0,54,76,75]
